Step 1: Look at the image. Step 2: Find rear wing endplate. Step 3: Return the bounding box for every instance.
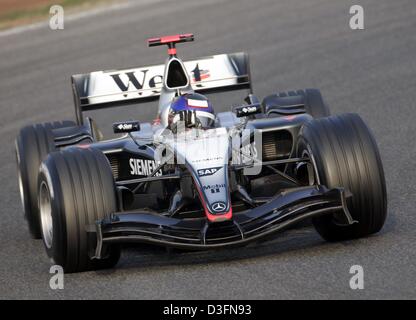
[71,52,251,124]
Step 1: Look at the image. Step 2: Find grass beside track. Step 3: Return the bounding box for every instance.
[0,0,118,30]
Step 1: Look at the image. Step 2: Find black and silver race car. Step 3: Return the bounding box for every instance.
[15,34,387,272]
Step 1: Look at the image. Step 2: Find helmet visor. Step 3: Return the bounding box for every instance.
[171,110,215,129]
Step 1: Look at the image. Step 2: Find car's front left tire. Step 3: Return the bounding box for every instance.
[297,113,387,241]
[38,147,120,273]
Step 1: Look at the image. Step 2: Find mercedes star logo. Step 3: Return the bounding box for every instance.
[211,201,227,212]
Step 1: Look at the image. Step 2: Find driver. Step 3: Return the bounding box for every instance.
[167,93,215,132]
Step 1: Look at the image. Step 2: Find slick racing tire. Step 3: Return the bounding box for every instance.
[38,147,120,273]
[297,113,387,241]
[15,121,76,238]
[264,89,330,118]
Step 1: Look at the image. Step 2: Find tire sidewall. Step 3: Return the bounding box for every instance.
[15,134,42,237]
[38,160,67,266]
[15,139,30,220]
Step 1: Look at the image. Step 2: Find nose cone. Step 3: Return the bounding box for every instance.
[171,128,232,222]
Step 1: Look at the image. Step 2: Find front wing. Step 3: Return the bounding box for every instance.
[93,186,355,258]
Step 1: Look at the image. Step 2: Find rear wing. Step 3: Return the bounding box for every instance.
[71,52,251,124]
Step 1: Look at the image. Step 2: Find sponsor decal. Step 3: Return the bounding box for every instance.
[235,104,262,117]
[110,64,208,93]
[197,166,222,177]
[202,183,225,194]
[188,98,208,108]
[241,106,258,114]
[191,156,223,163]
[211,201,227,212]
[191,63,211,82]
[117,123,133,130]
[113,121,140,133]
[81,53,248,106]
[129,159,162,176]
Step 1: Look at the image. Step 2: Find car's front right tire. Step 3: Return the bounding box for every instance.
[38,147,120,273]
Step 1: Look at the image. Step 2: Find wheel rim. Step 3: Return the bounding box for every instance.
[39,181,53,249]
[302,145,320,185]
[303,143,348,224]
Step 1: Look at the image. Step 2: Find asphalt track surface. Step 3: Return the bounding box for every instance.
[0,0,415,299]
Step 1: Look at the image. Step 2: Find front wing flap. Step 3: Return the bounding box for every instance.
[93,186,355,258]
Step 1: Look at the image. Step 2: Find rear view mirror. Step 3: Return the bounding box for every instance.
[113,120,141,134]
[234,103,262,117]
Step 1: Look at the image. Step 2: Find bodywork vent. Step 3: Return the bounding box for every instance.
[106,154,119,180]
[262,130,292,161]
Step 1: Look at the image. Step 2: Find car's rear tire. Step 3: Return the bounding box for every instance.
[297,113,387,241]
[15,121,76,238]
[38,147,120,273]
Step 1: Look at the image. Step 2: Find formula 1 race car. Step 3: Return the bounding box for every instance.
[15,34,387,272]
